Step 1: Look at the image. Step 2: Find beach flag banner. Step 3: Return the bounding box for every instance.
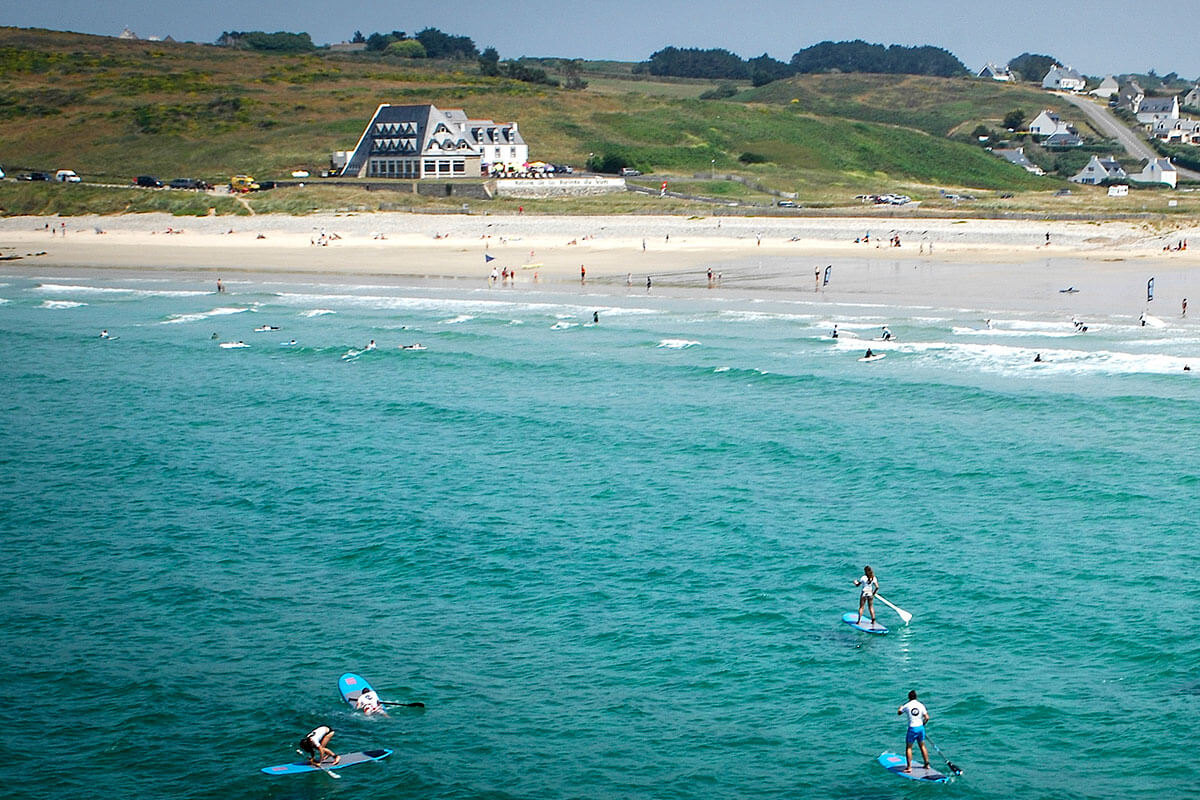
[485,254,496,263]
[823,265,832,287]
[1147,277,1155,302]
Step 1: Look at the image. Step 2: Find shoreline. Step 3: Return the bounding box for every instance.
[1,212,1197,318]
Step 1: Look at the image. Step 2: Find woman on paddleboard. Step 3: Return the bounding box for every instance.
[854,566,879,625]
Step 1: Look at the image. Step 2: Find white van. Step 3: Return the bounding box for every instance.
[55,169,82,183]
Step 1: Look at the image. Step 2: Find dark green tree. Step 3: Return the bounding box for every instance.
[479,46,501,76]
[1007,53,1058,82]
[1003,109,1026,130]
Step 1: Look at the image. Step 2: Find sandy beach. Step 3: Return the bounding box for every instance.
[1,213,1197,317]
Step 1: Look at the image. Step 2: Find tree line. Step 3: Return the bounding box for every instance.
[637,40,968,84]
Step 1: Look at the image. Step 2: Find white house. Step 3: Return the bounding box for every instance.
[1153,118,1200,145]
[1118,79,1145,112]
[338,103,528,179]
[1070,155,1127,184]
[995,147,1046,175]
[1129,158,1178,188]
[1091,75,1119,99]
[979,63,1014,81]
[1186,86,1200,109]
[1042,65,1087,92]
[1136,95,1180,125]
[1029,109,1071,136]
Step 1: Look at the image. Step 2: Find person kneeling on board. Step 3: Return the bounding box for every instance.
[898,691,931,774]
[299,725,339,766]
[854,565,879,625]
[355,688,384,715]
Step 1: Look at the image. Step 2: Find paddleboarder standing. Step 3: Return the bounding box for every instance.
[898,690,931,774]
[854,566,879,624]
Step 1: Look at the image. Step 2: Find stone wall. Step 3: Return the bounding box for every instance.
[494,177,625,198]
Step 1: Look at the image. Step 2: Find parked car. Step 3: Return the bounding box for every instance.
[168,178,210,190]
[19,171,51,181]
[55,169,81,183]
[134,176,163,188]
[777,199,798,207]
[619,167,642,177]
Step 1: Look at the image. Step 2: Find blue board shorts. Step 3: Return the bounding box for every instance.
[906,725,926,744]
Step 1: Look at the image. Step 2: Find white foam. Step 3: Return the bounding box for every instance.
[0,298,9,305]
[551,321,576,330]
[162,307,250,324]
[218,341,249,349]
[1142,315,1168,328]
[302,308,336,317]
[31,283,208,298]
[658,339,700,349]
[40,300,86,309]
[440,314,475,325]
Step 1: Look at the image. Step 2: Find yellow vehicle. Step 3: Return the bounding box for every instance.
[229,175,259,193]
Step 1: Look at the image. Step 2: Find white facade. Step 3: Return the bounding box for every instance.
[1070,155,1126,184]
[1129,158,1178,188]
[1136,95,1181,125]
[979,63,1013,81]
[1091,75,1119,98]
[1153,118,1200,145]
[1029,109,1070,136]
[1042,65,1086,92]
[1186,86,1200,108]
[339,104,529,180]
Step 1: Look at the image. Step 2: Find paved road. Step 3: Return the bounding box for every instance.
[1057,92,1200,181]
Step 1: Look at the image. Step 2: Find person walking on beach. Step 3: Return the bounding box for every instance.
[216,278,224,293]
[580,264,586,285]
[854,566,879,624]
[897,690,932,774]
[1184,298,1188,317]
[646,276,652,292]
[299,725,339,767]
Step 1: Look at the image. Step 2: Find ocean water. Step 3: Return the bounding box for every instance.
[1,272,1197,800]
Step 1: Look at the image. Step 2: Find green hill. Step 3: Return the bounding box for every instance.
[0,27,1090,215]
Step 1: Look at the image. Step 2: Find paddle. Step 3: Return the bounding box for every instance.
[295,750,340,779]
[873,593,913,624]
[380,700,425,708]
[924,735,963,776]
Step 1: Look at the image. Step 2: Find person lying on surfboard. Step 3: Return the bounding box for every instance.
[355,688,385,715]
[854,566,879,624]
[299,725,339,766]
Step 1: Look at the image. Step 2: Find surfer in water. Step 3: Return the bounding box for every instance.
[355,688,385,716]
[864,348,874,359]
[99,329,110,339]
[831,324,839,339]
[881,326,893,341]
[897,691,932,774]
[299,725,339,766]
[854,566,879,624]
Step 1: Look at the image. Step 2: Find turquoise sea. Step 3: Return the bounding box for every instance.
[1,270,1197,800]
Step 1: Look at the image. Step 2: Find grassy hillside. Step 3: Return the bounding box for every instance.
[3,26,1173,217]
[740,73,1068,137]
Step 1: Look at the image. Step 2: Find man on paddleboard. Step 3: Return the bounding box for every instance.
[897,690,931,774]
[299,725,339,766]
[356,688,384,715]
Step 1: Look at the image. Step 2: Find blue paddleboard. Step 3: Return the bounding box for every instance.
[339,672,374,708]
[262,748,392,775]
[878,752,948,782]
[842,612,888,634]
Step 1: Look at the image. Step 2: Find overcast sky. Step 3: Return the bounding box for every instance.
[9,0,1200,79]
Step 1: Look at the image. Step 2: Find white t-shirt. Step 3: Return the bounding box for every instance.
[858,575,877,597]
[356,689,381,713]
[900,700,928,728]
